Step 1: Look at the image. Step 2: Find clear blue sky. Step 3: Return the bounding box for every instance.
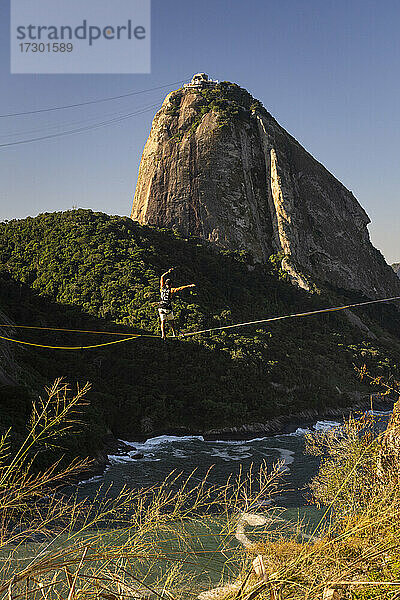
[1,0,399,263]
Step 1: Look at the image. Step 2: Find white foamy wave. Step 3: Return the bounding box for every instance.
[280,420,341,437]
[209,439,251,445]
[109,452,161,464]
[281,427,311,437]
[108,454,135,464]
[313,420,341,432]
[109,435,207,465]
[120,435,204,452]
[78,474,103,486]
[263,447,295,471]
[209,437,268,445]
[276,448,295,466]
[367,410,393,417]
[208,447,253,461]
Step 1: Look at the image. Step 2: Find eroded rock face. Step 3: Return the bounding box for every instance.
[392,263,400,279]
[132,82,400,299]
[132,88,274,263]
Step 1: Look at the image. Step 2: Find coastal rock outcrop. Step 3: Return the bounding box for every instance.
[392,263,400,279]
[132,78,400,299]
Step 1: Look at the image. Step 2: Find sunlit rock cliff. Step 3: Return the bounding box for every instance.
[131,76,400,299]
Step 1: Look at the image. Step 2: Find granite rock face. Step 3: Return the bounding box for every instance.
[392,263,400,279]
[132,82,400,299]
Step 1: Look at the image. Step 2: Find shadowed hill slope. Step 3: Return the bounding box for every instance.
[0,210,399,455]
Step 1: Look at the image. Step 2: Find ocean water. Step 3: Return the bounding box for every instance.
[78,411,392,507]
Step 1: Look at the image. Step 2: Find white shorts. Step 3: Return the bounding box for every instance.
[158,308,174,322]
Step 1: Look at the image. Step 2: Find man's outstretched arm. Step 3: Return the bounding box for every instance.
[171,284,196,294]
[160,267,174,288]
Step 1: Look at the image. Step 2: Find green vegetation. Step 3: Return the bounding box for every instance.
[2,376,400,599]
[0,210,399,458]
[306,411,380,514]
[165,93,181,117]
[167,81,267,140]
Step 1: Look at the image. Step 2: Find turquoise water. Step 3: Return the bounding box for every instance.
[78,412,392,509]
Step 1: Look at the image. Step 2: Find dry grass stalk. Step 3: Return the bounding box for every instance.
[66,547,88,600]
[0,380,286,600]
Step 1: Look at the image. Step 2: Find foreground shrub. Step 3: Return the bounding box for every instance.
[222,396,400,599]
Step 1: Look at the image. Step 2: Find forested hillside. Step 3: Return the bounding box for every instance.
[0,210,399,459]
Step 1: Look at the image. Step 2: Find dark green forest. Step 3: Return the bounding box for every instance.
[0,210,399,462]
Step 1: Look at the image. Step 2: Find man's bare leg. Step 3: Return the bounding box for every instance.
[170,320,179,337]
[161,320,166,339]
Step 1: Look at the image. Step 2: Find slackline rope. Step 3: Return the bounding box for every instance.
[181,295,400,337]
[0,295,399,350]
[0,334,145,350]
